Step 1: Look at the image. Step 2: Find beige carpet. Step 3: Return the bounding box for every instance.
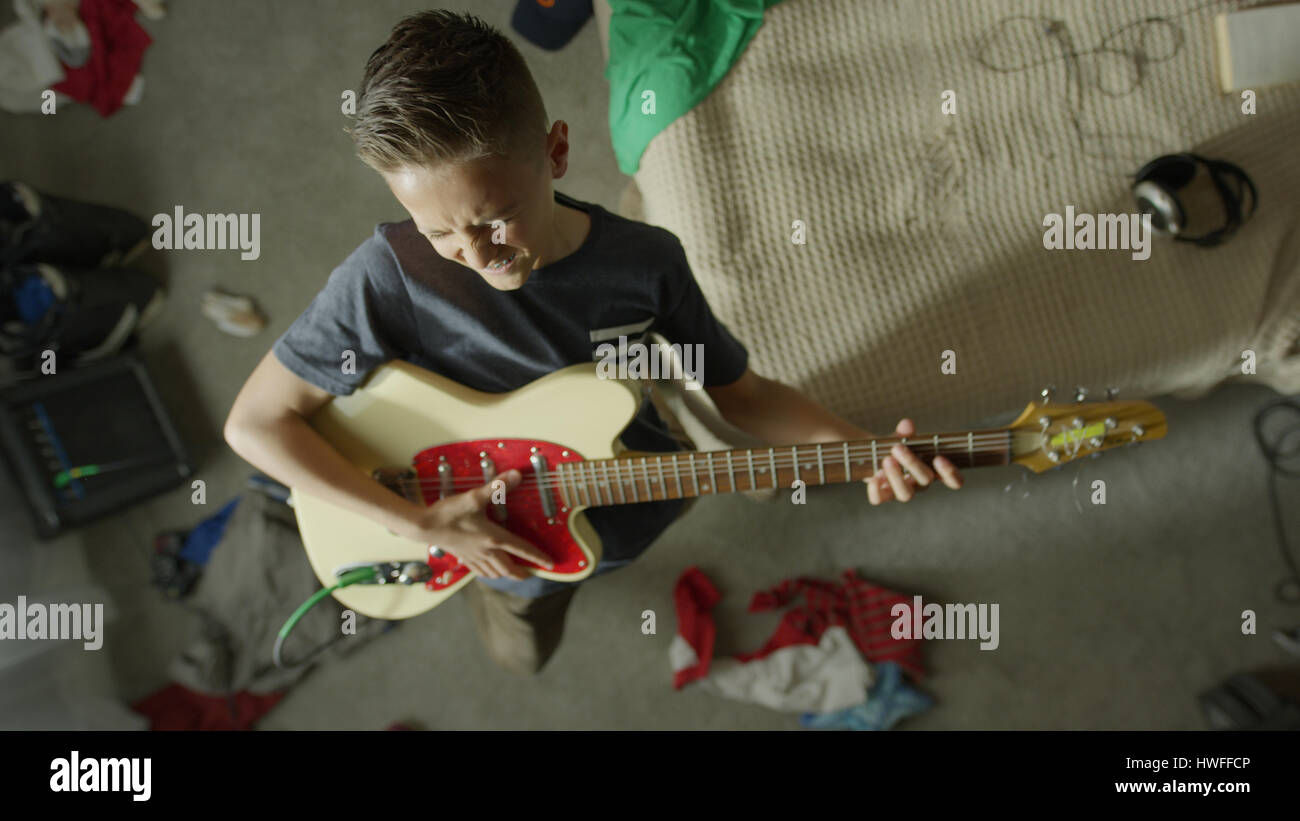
[623,0,1300,433]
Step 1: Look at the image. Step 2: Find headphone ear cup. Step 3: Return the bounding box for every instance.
[1133,179,1185,236]
[1136,153,1199,190]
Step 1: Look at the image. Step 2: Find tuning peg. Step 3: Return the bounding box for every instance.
[1041,384,1056,402]
[1105,387,1119,400]
[1074,386,1088,403]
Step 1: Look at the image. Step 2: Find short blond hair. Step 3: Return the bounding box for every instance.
[349,10,549,172]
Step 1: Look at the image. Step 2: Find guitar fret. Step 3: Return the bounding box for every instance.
[688,453,700,495]
[627,459,640,502]
[933,434,939,461]
[641,457,653,501]
[872,440,878,473]
[612,460,628,504]
[706,452,717,494]
[968,432,974,467]
[842,442,851,482]
[816,444,825,485]
[725,451,735,493]
[583,461,595,505]
[792,445,799,484]
[577,462,590,506]
[672,453,683,498]
[769,447,778,489]
[589,461,605,506]
[747,449,757,492]
[656,456,668,499]
[557,463,571,509]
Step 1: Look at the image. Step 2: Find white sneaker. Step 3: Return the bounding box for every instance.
[200,289,265,337]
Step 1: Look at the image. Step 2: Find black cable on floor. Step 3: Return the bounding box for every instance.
[1253,399,1300,604]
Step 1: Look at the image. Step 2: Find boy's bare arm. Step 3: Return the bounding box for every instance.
[707,366,874,445]
[706,365,963,504]
[223,350,429,538]
[222,351,552,578]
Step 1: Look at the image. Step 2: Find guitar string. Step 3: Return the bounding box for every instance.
[400,451,1010,495]
[397,438,1018,492]
[396,434,1011,482]
[392,437,1018,494]
[404,457,996,519]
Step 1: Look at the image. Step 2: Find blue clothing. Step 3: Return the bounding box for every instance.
[799,662,934,731]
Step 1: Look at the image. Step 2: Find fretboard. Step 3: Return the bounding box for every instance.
[552,430,1011,508]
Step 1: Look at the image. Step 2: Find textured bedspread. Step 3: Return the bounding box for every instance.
[607,0,1300,432]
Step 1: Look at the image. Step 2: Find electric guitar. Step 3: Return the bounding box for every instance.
[291,362,1166,619]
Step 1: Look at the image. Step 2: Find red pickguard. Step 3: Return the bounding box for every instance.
[412,439,589,591]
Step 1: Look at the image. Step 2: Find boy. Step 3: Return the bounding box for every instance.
[223,10,962,676]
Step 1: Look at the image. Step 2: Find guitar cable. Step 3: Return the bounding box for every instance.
[272,566,377,669]
[1253,399,1300,605]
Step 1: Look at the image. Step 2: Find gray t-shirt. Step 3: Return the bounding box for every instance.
[273,190,749,596]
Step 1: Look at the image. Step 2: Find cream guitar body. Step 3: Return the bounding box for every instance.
[292,362,640,620]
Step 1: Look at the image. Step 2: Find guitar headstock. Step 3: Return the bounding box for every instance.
[1008,387,1166,473]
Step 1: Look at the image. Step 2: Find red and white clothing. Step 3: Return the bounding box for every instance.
[670,567,925,712]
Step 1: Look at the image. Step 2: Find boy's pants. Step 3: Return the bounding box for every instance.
[464,581,579,676]
[467,384,703,675]
[466,495,699,675]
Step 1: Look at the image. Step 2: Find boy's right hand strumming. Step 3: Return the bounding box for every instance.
[411,468,555,580]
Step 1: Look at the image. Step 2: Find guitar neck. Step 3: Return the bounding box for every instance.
[557,429,1012,508]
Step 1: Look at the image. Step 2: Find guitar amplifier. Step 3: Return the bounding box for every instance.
[0,354,193,538]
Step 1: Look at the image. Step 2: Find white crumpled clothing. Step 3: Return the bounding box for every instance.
[0,0,65,114]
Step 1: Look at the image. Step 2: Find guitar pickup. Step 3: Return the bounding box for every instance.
[530,451,555,518]
[438,456,453,500]
[480,455,505,522]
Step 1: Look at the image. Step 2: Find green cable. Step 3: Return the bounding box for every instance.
[272,566,379,668]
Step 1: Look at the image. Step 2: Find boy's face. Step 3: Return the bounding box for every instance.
[381,121,574,291]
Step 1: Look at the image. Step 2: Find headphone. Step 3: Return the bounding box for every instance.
[1132,153,1258,247]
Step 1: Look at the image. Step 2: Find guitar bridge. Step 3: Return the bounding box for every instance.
[371,467,420,503]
